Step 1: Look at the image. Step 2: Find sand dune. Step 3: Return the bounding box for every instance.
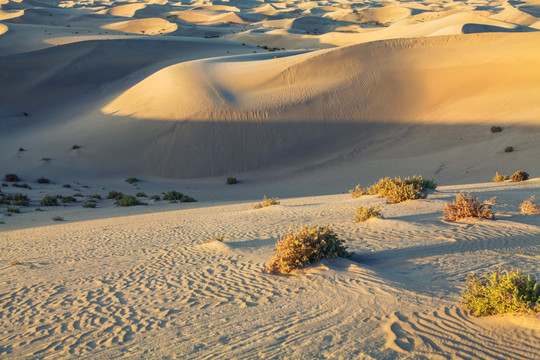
[1,0,540,358]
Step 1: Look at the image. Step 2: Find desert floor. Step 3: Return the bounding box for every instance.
[1,0,540,358]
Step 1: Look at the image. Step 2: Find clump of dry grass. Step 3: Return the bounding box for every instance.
[483,196,498,206]
[349,184,367,198]
[252,195,280,209]
[11,259,21,266]
[265,225,353,274]
[355,206,381,222]
[443,193,494,221]
[492,172,509,183]
[203,235,225,244]
[520,195,539,215]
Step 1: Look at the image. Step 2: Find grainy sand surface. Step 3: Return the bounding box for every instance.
[1,0,539,358]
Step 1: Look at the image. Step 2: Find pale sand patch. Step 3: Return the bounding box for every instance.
[101,17,177,35]
[1,182,539,358]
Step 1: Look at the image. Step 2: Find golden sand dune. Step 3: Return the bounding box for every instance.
[101,3,147,17]
[101,17,177,34]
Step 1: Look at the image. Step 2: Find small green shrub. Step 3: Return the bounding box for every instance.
[125,177,138,184]
[163,191,196,203]
[511,171,529,182]
[355,206,381,222]
[520,195,539,215]
[73,193,84,198]
[492,172,509,183]
[40,194,58,206]
[265,225,353,274]
[12,183,31,189]
[62,184,71,188]
[52,216,64,221]
[12,193,29,206]
[7,207,20,213]
[136,192,147,198]
[41,157,51,162]
[4,174,19,182]
[35,208,43,212]
[72,145,80,150]
[107,191,124,200]
[490,126,503,133]
[462,268,540,316]
[227,177,237,185]
[443,193,494,221]
[150,195,160,201]
[349,184,367,198]
[83,202,97,208]
[114,195,146,207]
[36,177,50,184]
[504,146,514,153]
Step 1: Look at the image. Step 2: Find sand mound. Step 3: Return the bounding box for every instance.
[359,5,412,24]
[102,17,177,35]
[105,33,540,124]
[0,9,24,20]
[102,3,147,17]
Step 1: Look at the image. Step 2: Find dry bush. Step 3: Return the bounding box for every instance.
[355,206,381,222]
[203,235,225,244]
[490,126,502,133]
[11,259,21,266]
[483,196,498,206]
[4,174,19,182]
[492,172,509,183]
[227,177,237,185]
[349,184,367,198]
[511,171,529,182]
[520,195,539,215]
[443,193,494,221]
[362,175,436,203]
[265,225,353,274]
[253,195,280,209]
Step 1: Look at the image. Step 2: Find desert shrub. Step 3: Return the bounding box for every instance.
[253,195,280,209]
[355,206,381,222]
[490,126,502,133]
[40,194,58,206]
[61,196,76,203]
[163,191,196,203]
[492,172,509,183]
[125,177,138,184]
[520,195,539,215]
[107,191,124,200]
[443,193,494,221]
[364,175,436,203]
[41,158,50,161]
[72,145,80,150]
[349,184,367,198]
[62,184,71,188]
[114,195,146,207]
[504,146,514,153]
[483,196,498,206]
[12,193,29,206]
[35,208,43,212]
[52,216,64,221]
[511,171,529,182]
[7,207,20,213]
[227,177,237,185]
[83,202,97,208]
[204,235,225,243]
[462,268,540,316]
[151,195,160,201]
[4,174,20,182]
[12,183,31,189]
[136,192,147,198]
[11,259,21,266]
[88,194,101,199]
[73,193,84,198]
[265,225,353,274]
[36,177,50,184]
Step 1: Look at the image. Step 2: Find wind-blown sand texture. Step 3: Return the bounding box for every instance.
[1,0,540,358]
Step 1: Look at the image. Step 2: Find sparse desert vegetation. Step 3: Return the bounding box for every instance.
[490,126,503,133]
[114,195,146,206]
[265,225,353,274]
[492,172,509,183]
[36,177,50,184]
[125,177,138,184]
[355,206,381,222]
[443,193,494,221]
[462,268,540,316]
[351,175,436,203]
[511,171,529,182]
[504,146,514,153]
[227,177,237,185]
[4,174,20,182]
[52,216,64,221]
[40,194,59,206]
[520,195,539,215]
[253,195,280,209]
[163,191,196,203]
